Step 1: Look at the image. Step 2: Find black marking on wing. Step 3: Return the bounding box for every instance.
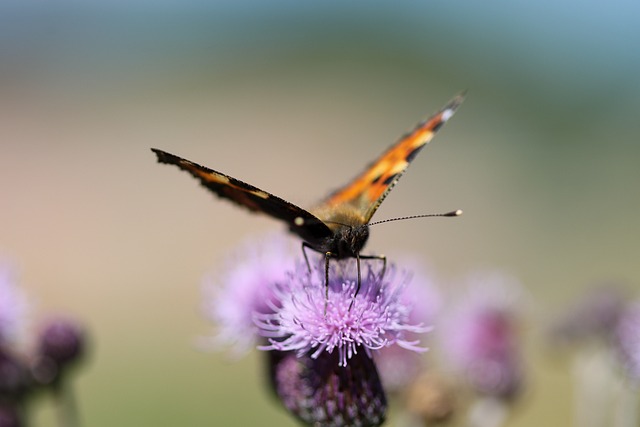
[431,120,445,133]
[404,145,424,163]
[151,148,333,245]
[382,173,399,186]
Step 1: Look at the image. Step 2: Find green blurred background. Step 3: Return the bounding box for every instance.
[1,1,639,425]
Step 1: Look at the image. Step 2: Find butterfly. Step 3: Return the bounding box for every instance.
[152,93,464,289]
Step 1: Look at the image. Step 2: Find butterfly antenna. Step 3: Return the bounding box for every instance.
[368,210,462,227]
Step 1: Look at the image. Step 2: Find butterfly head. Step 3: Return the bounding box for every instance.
[309,206,371,258]
[331,223,370,259]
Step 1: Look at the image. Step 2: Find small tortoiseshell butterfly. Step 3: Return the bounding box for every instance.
[152,93,464,285]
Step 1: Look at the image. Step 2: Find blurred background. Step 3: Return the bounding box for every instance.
[1,1,639,426]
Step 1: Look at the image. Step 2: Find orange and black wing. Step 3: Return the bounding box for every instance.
[151,149,333,245]
[319,93,465,223]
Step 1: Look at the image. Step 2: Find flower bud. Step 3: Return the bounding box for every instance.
[0,350,29,400]
[32,319,85,386]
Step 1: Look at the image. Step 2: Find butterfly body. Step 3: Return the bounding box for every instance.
[152,93,464,266]
[299,205,368,257]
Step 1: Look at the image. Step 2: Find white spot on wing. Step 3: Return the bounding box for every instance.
[441,109,454,122]
[294,217,305,226]
[250,189,269,199]
[209,173,230,184]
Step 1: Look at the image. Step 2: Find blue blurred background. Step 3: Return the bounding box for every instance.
[1,1,639,425]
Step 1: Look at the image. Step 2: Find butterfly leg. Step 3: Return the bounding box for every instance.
[347,253,386,310]
[359,253,387,281]
[301,242,334,304]
[348,253,363,310]
[319,250,337,315]
[324,251,333,302]
[301,242,314,273]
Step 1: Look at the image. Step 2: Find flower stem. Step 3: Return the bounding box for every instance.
[55,382,80,427]
[613,381,639,427]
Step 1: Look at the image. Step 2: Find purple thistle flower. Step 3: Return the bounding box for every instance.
[202,240,434,425]
[440,271,526,400]
[548,285,627,347]
[201,234,295,355]
[614,301,640,383]
[0,264,28,347]
[256,260,430,367]
[31,318,86,387]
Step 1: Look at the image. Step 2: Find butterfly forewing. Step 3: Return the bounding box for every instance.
[152,93,464,260]
[151,148,333,245]
[319,93,465,224]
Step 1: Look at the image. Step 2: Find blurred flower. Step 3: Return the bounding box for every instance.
[38,319,85,367]
[267,349,387,427]
[393,256,442,328]
[548,285,626,347]
[441,271,526,400]
[374,257,441,392]
[374,344,425,395]
[256,260,431,367]
[0,259,88,427]
[544,284,635,427]
[0,264,28,346]
[201,234,295,355]
[405,372,456,424]
[0,350,29,400]
[31,318,86,387]
[614,301,640,383]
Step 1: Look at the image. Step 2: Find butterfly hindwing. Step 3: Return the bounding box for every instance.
[151,148,333,245]
[319,93,465,223]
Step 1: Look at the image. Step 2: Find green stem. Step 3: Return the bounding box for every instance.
[55,382,80,427]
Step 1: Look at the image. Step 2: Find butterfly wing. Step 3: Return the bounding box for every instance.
[319,93,465,223]
[151,149,333,245]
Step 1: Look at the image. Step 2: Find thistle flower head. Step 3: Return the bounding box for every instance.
[256,259,430,367]
[31,318,86,387]
[548,285,627,346]
[440,271,526,399]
